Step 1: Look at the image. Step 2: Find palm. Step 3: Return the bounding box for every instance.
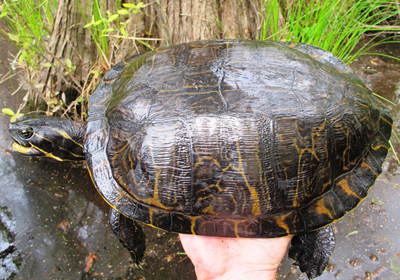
[180,234,291,280]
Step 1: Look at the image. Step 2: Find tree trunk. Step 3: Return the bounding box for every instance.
[37,0,123,117]
[34,0,281,116]
[142,0,261,46]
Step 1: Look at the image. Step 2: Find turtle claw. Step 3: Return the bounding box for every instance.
[289,225,335,279]
[109,208,146,265]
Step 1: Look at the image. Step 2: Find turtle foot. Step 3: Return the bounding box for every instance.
[288,225,335,279]
[109,208,146,264]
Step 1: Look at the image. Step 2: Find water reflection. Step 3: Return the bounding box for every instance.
[0,206,22,278]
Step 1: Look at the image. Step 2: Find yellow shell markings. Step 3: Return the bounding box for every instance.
[283,119,326,207]
[341,128,353,171]
[87,126,150,212]
[380,115,393,127]
[135,124,179,211]
[191,156,222,215]
[199,200,218,215]
[315,197,335,220]
[297,173,378,237]
[233,140,261,215]
[336,178,362,201]
[146,122,191,210]
[189,215,204,235]
[360,158,379,176]
[370,141,390,152]
[232,219,243,238]
[110,136,151,198]
[192,133,262,216]
[167,144,179,206]
[88,136,137,211]
[332,115,362,172]
[167,47,183,67]
[178,145,386,237]
[187,96,223,112]
[148,207,157,227]
[252,132,274,214]
[275,212,294,235]
[191,155,224,196]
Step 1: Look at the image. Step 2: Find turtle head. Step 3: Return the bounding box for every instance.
[8,115,87,161]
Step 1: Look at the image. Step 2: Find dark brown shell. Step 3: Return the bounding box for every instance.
[84,39,392,237]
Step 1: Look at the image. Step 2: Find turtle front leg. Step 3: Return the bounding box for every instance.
[288,225,335,279]
[109,208,146,265]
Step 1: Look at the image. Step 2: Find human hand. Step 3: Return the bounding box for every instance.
[179,234,291,280]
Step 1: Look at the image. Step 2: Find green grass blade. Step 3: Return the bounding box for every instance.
[372,92,396,106]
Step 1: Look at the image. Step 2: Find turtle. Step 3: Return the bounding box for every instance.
[8,39,392,279]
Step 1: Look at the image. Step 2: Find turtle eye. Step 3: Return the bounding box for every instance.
[18,128,34,139]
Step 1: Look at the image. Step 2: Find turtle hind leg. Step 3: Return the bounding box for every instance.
[288,225,335,279]
[109,208,146,265]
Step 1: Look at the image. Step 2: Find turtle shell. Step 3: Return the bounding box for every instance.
[84,39,392,238]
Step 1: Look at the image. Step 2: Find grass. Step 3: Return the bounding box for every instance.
[0,0,57,71]
[78,1,151,68]
[259,0,400,64]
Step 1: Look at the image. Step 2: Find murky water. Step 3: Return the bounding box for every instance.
[1,36,399,280]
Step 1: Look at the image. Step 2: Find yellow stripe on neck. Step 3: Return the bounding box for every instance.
[49,127,83,148]
[31,144,65,161]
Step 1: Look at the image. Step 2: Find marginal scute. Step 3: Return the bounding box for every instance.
[301,191,344,232]
[379,112,393,138]
[333,173,367,211]
[213,218,240,237]
[370,132,391,162]
[259,210,305,237]
[170,212,197,234]
[133,202,151,225]
[113,191,139,218]
[148,209,171,231]
[85,119,108,153]
[236,218,261,237]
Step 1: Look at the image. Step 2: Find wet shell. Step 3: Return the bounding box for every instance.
[84,39,392,238]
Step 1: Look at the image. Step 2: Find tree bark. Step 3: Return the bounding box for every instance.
[142,0,261,46]
[34,0,278,115]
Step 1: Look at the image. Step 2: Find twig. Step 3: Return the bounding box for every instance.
[11,84,23,96]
